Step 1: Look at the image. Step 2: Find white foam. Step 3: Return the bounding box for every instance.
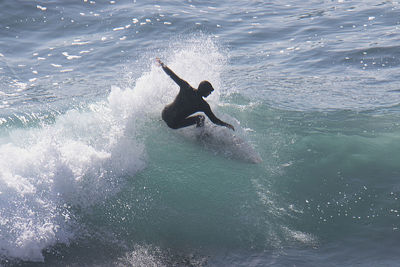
[115,245,164,267]
[281,226,317,246]
[0,35,231,262]
[0,90,147,261]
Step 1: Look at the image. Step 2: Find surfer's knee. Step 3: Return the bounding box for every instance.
[162,109,178,129]
[161,108,168,122]
[168,123,180,129]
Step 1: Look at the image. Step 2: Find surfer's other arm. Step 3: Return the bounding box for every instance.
[156,58,187,87]
[203,103,235,131]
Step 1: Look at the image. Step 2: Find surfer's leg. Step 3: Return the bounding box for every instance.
[172,115,204,129]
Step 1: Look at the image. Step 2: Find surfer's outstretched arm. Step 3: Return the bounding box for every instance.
[156,58,187,87]
[203,103,235,131]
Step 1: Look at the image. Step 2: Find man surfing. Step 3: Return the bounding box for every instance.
[156,58,235,131]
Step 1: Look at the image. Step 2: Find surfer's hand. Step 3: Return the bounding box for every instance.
[156,58,163,67]
[226,123,235,131]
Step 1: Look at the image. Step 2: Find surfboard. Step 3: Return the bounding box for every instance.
[179,124,262,164]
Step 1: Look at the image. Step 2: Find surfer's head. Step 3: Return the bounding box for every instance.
[197,80,214,97]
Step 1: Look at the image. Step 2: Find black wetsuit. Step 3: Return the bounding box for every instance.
[160,65,229,129]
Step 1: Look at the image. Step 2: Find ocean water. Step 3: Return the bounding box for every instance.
[1,0,400,266]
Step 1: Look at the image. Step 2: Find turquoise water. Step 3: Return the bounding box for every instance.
[1,1,400,266]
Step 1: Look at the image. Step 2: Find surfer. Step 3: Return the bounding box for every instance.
[156,58,235,131]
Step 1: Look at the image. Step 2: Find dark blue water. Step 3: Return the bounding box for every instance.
[1,1,400,266]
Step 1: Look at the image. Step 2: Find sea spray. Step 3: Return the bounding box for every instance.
[0,88,146,262]
[0,36,233,262]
